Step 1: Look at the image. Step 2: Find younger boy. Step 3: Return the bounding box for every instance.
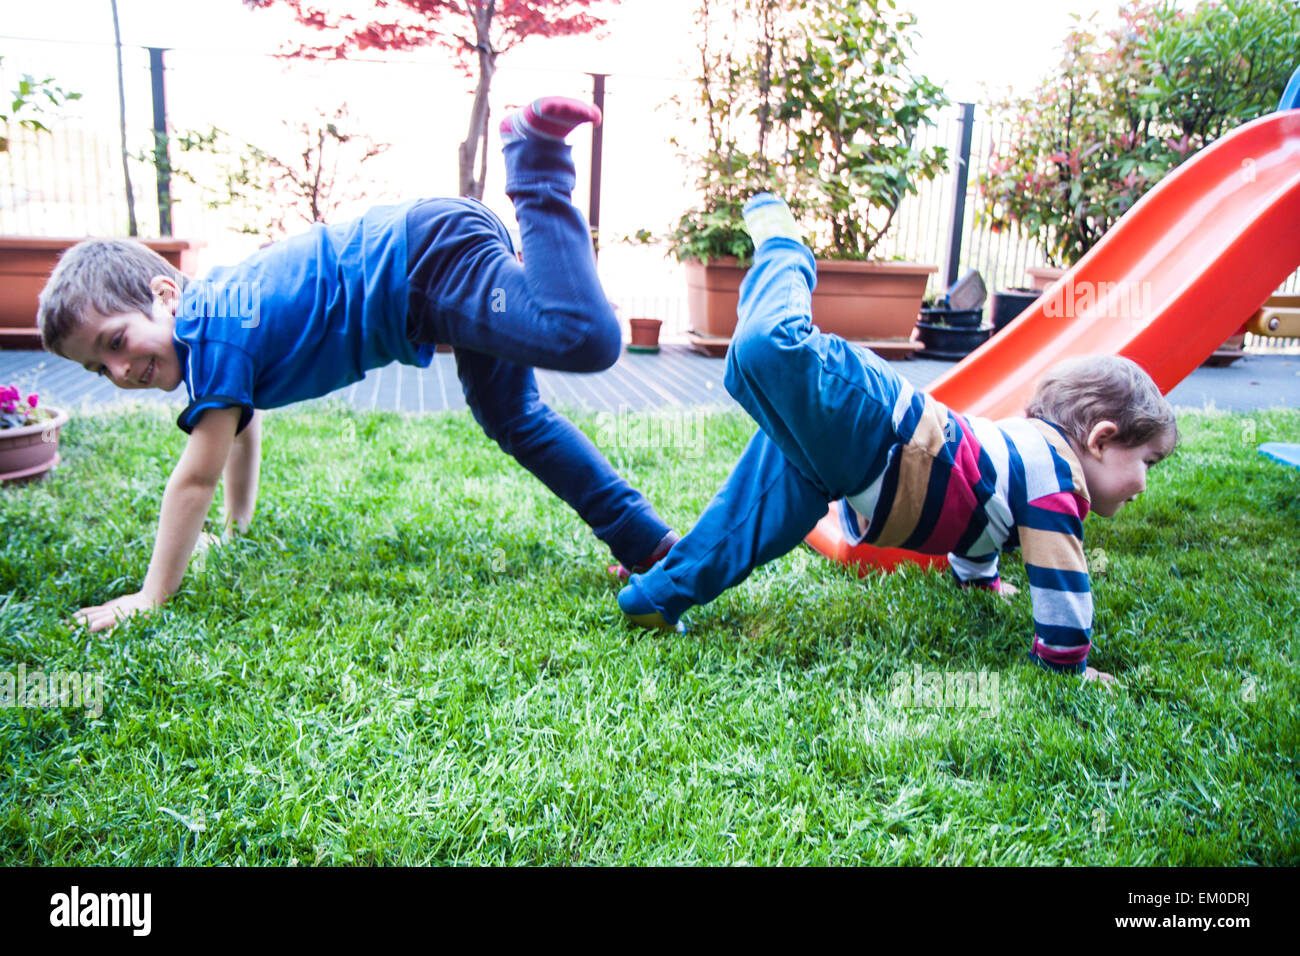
[39,97,676,634]
[618,194,1178,680]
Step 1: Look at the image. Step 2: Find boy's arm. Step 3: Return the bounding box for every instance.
[222,410,262,535]
[74,407,242,634]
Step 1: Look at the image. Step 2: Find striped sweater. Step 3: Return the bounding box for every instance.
[839,379,1093,673]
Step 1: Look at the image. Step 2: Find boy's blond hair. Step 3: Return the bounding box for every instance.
[1026,355,1178,448]
[37,239,189,357]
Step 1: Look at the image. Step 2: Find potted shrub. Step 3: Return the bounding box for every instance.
[0,385,68,484]
[660,0,946,352]
[0,59,88,349]
[979,0,1300,357]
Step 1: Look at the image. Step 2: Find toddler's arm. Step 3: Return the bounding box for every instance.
[74,406,242,634]
[1018,490,1096,676]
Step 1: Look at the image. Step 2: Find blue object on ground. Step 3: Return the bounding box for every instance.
[1259,443,1300,470]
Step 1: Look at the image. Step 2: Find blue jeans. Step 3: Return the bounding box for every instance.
[630,238,904,620]
[405,139,670,567]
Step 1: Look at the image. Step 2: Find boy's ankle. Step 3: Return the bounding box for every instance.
[500,96,602,146]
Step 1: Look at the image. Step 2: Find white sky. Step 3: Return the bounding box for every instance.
[1,0,1127,270]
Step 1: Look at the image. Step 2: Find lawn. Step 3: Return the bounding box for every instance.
[1,402,1297,865]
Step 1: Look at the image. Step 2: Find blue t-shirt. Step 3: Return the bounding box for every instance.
[171,200,427,434]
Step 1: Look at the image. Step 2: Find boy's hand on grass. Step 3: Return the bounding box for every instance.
[73,591,160,635]
[1083,666,1116,687]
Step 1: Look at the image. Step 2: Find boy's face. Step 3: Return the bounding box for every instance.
[1076,422,1176,518]
[61,277,182,392]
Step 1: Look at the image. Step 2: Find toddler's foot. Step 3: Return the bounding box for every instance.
[500,96,602,146]
[742,192,801,249]
[618,580,685,633]
[607,530,680,580]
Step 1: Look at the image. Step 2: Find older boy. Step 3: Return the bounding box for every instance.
[40,97,676,633]
[618,194,1178,681]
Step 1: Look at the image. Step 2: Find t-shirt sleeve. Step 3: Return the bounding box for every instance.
[1017,490,1092,673]
[176,339,256,435]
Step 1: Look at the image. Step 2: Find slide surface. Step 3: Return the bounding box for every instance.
[809,109,1300,573]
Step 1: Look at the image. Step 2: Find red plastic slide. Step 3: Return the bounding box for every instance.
[808,109,1300,574]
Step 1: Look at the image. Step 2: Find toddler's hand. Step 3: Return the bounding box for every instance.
[996,580,1019,602]
[1083,666,1115,687]
[73,591,160,635]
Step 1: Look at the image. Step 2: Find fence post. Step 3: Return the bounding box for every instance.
[589,72,606,257]
[944,102,976,290]
[148,47,172,237]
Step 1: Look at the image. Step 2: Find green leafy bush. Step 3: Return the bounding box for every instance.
[777,0,948,260]
[655,0,947,264]
[980,0,1300,267]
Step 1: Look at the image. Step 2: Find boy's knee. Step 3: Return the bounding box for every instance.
[585,313,622,371]
[561,303,620,372]
[727,317,779,384]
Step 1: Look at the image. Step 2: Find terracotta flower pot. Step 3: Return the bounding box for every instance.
[0,237,202,349]
[627,317,663,353]
[683,257,937,341]
[0,407,69,484]
[1026,266,1067,291]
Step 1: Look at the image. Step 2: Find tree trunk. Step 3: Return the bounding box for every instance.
[110,0,138,236]
[458,5,498,199]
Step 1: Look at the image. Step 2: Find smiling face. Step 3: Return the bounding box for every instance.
[60,277,182,392]
[1074,421,1177,518]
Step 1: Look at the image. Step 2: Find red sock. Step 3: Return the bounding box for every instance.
[500,96,602,145]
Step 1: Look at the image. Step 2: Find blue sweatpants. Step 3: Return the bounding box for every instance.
[628,238,906,621]
[405,138,670,568]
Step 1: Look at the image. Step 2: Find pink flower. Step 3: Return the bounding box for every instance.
[27,393,38,408]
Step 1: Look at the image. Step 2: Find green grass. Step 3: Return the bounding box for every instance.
[1,402,1297,865]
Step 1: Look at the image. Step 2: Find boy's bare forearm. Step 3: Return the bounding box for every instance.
[140,472,220,603]
[223,412,262,534]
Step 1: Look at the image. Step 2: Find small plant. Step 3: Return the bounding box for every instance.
[0,385,54,429]
[0,56,81,153]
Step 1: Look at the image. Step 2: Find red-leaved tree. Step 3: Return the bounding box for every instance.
[244,0,618,198]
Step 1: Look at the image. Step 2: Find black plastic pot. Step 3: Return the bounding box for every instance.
[990,288,1041,334]
[919,305,984,328]
[915,320,991,361]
